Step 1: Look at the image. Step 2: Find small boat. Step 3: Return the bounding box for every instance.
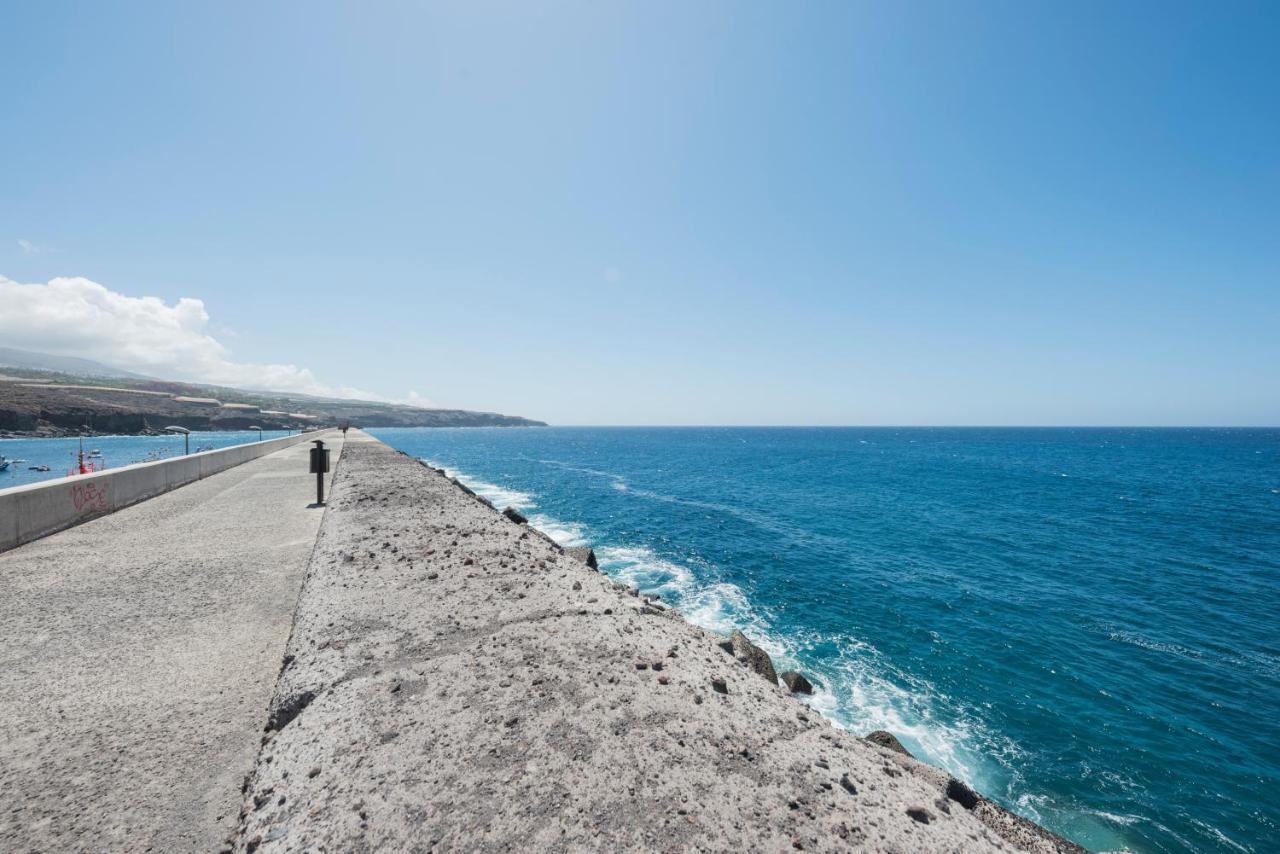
[87,449,103,458]
[0,457,9,472]
[29,465,51,472]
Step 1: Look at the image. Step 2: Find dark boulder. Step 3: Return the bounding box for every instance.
[503,506,528,524]
[945,778,980,810]
[779,671,814,694]
[864,730,912,757]
[729,630,778,685]
[565,547,599,570]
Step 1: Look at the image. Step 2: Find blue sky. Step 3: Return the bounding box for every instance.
[2,2,1277,425]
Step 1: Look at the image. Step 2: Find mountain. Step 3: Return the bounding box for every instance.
[0,347,149,380]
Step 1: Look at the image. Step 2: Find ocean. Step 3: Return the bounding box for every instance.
[368,426,1279,854]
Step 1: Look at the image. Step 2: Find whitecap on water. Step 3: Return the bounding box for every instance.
[423,459,537,510]
[527,513,589,547]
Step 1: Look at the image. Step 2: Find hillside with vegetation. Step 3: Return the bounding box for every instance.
[0,365,545,437]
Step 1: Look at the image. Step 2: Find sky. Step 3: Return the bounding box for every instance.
[2,1,1277,426]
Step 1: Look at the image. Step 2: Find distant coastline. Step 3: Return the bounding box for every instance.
[0,367,544,438]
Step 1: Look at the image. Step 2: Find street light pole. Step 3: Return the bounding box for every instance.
[164,426,191,455]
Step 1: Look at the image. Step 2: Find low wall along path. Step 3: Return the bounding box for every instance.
[0,429,332,552]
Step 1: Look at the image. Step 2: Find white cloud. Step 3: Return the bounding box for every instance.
[400,390,436,408]
[0,273,393,401]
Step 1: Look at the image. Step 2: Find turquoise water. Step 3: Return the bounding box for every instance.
[370,426,1280,853]
[0,430,298,489]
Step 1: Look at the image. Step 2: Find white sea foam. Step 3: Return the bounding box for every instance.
[424,460,537,510]
[1190,819,1250,853]
[595,540,1028,799]
[527,513,589,547]
[529,457,629,492]
[1106,629,1204,661]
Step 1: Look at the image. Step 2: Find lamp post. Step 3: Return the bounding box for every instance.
[309,439,330,505]
[164,425,191,455]
[249,426,263,442]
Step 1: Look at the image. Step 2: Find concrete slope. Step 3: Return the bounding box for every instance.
[234,433,1081,853]
[0,436,344,853]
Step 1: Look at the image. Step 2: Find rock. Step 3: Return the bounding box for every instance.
[565,547,598,570]
[502,506,528,524]
[710,677,729,694]
[839,774,857,795]
[906,806,932,824]
[729,630,778,684]
[946,778,980,810]
[780,671,814,694]
[864,730,912,757]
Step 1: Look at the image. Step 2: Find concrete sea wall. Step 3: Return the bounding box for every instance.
[0,429,332,553]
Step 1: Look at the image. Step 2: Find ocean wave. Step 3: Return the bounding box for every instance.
[1190,819,1251,853]
[527,457,630,492]
[1093,623,1206,661]
[426,460,537,510]
[598,544,1019,801]
[527,513,589,547]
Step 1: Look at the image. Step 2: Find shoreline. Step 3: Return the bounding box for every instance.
[231,431,1084,852]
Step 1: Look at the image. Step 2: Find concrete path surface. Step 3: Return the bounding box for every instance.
[0,435,345,853]
[233,432,1080,853]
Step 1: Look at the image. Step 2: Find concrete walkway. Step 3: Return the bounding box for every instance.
[0,436,344,854]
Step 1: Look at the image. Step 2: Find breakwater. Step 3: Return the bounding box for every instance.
[231,432,1080,852]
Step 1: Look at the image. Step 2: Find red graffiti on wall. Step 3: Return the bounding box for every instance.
[71,483,109,514]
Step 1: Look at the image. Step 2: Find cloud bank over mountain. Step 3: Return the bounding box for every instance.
[0,274,385,401]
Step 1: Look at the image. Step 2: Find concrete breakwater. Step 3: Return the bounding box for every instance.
[232,432,1083,852]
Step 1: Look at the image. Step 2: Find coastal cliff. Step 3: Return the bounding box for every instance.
[231,432,1083,852]
[0,377,544,437]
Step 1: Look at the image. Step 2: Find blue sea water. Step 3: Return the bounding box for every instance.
[369,426,1280,854]
[0,430,298,489]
